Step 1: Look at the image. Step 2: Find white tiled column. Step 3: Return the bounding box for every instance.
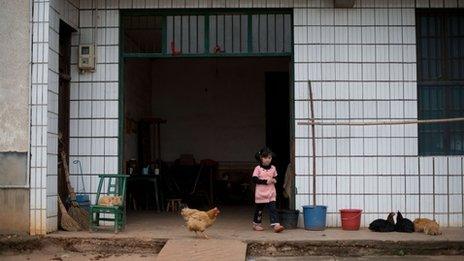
[29,0,79,235]
[46,3,59,232]
[45,0,79,233]
[30,0,50,235]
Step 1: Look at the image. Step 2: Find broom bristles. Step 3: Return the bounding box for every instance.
[58,197,81,231]
[60,150,90,230]
[68,205,90,230]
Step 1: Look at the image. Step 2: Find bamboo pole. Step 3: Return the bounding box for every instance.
[297,117,464,126]
[308,82,316,206]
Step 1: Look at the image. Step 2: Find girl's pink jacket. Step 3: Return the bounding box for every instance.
[253,165,277,203]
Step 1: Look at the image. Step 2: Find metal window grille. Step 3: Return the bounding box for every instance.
[121,10,292,57]
[417,9,464,155]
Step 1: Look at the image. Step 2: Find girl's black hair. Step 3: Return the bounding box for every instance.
[254,147,275,162]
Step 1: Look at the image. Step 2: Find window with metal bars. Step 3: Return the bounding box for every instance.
[417,9,464,155]
[121,10,292,56]
[251,14,292,53]
[166,15,206,54]
[208,14,248,53]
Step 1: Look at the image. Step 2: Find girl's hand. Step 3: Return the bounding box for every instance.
[267,178,277,184]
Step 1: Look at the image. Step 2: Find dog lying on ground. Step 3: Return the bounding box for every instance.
[413,218,441,235]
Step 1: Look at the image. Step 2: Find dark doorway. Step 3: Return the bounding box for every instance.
[122,58,292,211]
[265,72,291,209]
[58,21,74,203]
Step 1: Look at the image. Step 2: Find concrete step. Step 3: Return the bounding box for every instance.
[157,239,247,261]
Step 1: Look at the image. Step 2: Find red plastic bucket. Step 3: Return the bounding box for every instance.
[340,209,362,230]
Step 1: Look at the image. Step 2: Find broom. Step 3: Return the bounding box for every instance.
[60,150,90,230]
[58,196,81,231]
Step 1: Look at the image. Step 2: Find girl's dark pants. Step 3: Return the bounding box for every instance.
[253,201,279,225]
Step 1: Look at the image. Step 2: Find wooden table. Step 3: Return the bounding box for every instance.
[127,175,163,212]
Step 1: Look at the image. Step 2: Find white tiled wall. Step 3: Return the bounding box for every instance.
[31,0,464,234]
[69,1,120,219]
[30,0,79,235]
[292,0,464,227]
[47,0,79,233]
[31,0,50,235]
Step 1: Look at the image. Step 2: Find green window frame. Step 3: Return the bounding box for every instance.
[416,9,464,156]
[121,9,293,58]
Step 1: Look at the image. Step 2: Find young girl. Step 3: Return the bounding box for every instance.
[252,147,285,233]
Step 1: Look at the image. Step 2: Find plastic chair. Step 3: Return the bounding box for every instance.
[89,174,129,233]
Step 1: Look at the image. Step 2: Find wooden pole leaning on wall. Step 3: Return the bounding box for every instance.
[308,82,317,206]
[297,117,464,126]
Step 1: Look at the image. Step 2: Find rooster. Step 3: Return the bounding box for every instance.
[395,211,414,233]
[369,212,396,232]
[181,207,220,239]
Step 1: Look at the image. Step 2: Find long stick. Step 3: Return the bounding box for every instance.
[61,151,76,200]
[297,117,464,126]
[308,82,316,206]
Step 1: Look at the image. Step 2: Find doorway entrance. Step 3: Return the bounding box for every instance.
[119,9,294,218]
[265,72,291,208]
[58,21,74,205]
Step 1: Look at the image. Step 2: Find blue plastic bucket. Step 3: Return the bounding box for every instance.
[302,205,327,230]
[76,194,90,212]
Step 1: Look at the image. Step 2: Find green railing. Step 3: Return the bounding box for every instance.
[121,9,293,58]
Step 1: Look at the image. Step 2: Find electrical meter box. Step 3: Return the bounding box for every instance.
[78,44,95,70]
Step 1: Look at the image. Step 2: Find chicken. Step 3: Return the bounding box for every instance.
[181,207,220,239]
[413,218,441,236]
[98,195,122,206]
[395,211,414,233]
[369,212,396,232]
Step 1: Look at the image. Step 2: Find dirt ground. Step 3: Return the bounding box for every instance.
[0,235,163,261]
[1,250,157,260]
[2,207,464,260]
[2,254,463,261]
[2,233,464,260]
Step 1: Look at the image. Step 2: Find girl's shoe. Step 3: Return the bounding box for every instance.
[273,224,285,233]
[253,224,264,231]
